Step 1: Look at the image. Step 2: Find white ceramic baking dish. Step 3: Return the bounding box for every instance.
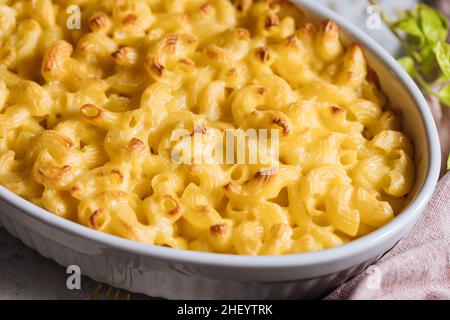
[0,0,441,299]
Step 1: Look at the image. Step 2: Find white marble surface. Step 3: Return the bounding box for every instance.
[0,0,417,300]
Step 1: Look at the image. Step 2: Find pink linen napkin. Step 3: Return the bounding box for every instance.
[327,173,450,300]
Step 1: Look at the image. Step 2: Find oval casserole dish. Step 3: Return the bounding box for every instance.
[0,0,441,299]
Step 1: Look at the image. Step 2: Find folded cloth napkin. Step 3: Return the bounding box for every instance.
[327,173,450,300]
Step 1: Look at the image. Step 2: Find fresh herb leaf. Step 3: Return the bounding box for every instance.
[393,18,425,45]
[435,41,450,79]
[438,84,450,107]
[419,47,437,75]
[418,4,449,46]
[392,5,448,75]
[398,56,416,77]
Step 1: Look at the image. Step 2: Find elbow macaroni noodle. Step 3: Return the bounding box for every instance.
[0,0,415,255]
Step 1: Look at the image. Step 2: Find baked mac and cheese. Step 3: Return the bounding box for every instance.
[0,0,415,255]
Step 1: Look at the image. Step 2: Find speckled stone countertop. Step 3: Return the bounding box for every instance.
[0,0,417,300]
[0,227,97,300]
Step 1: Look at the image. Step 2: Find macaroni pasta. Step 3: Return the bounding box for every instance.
[0,0,415,255]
